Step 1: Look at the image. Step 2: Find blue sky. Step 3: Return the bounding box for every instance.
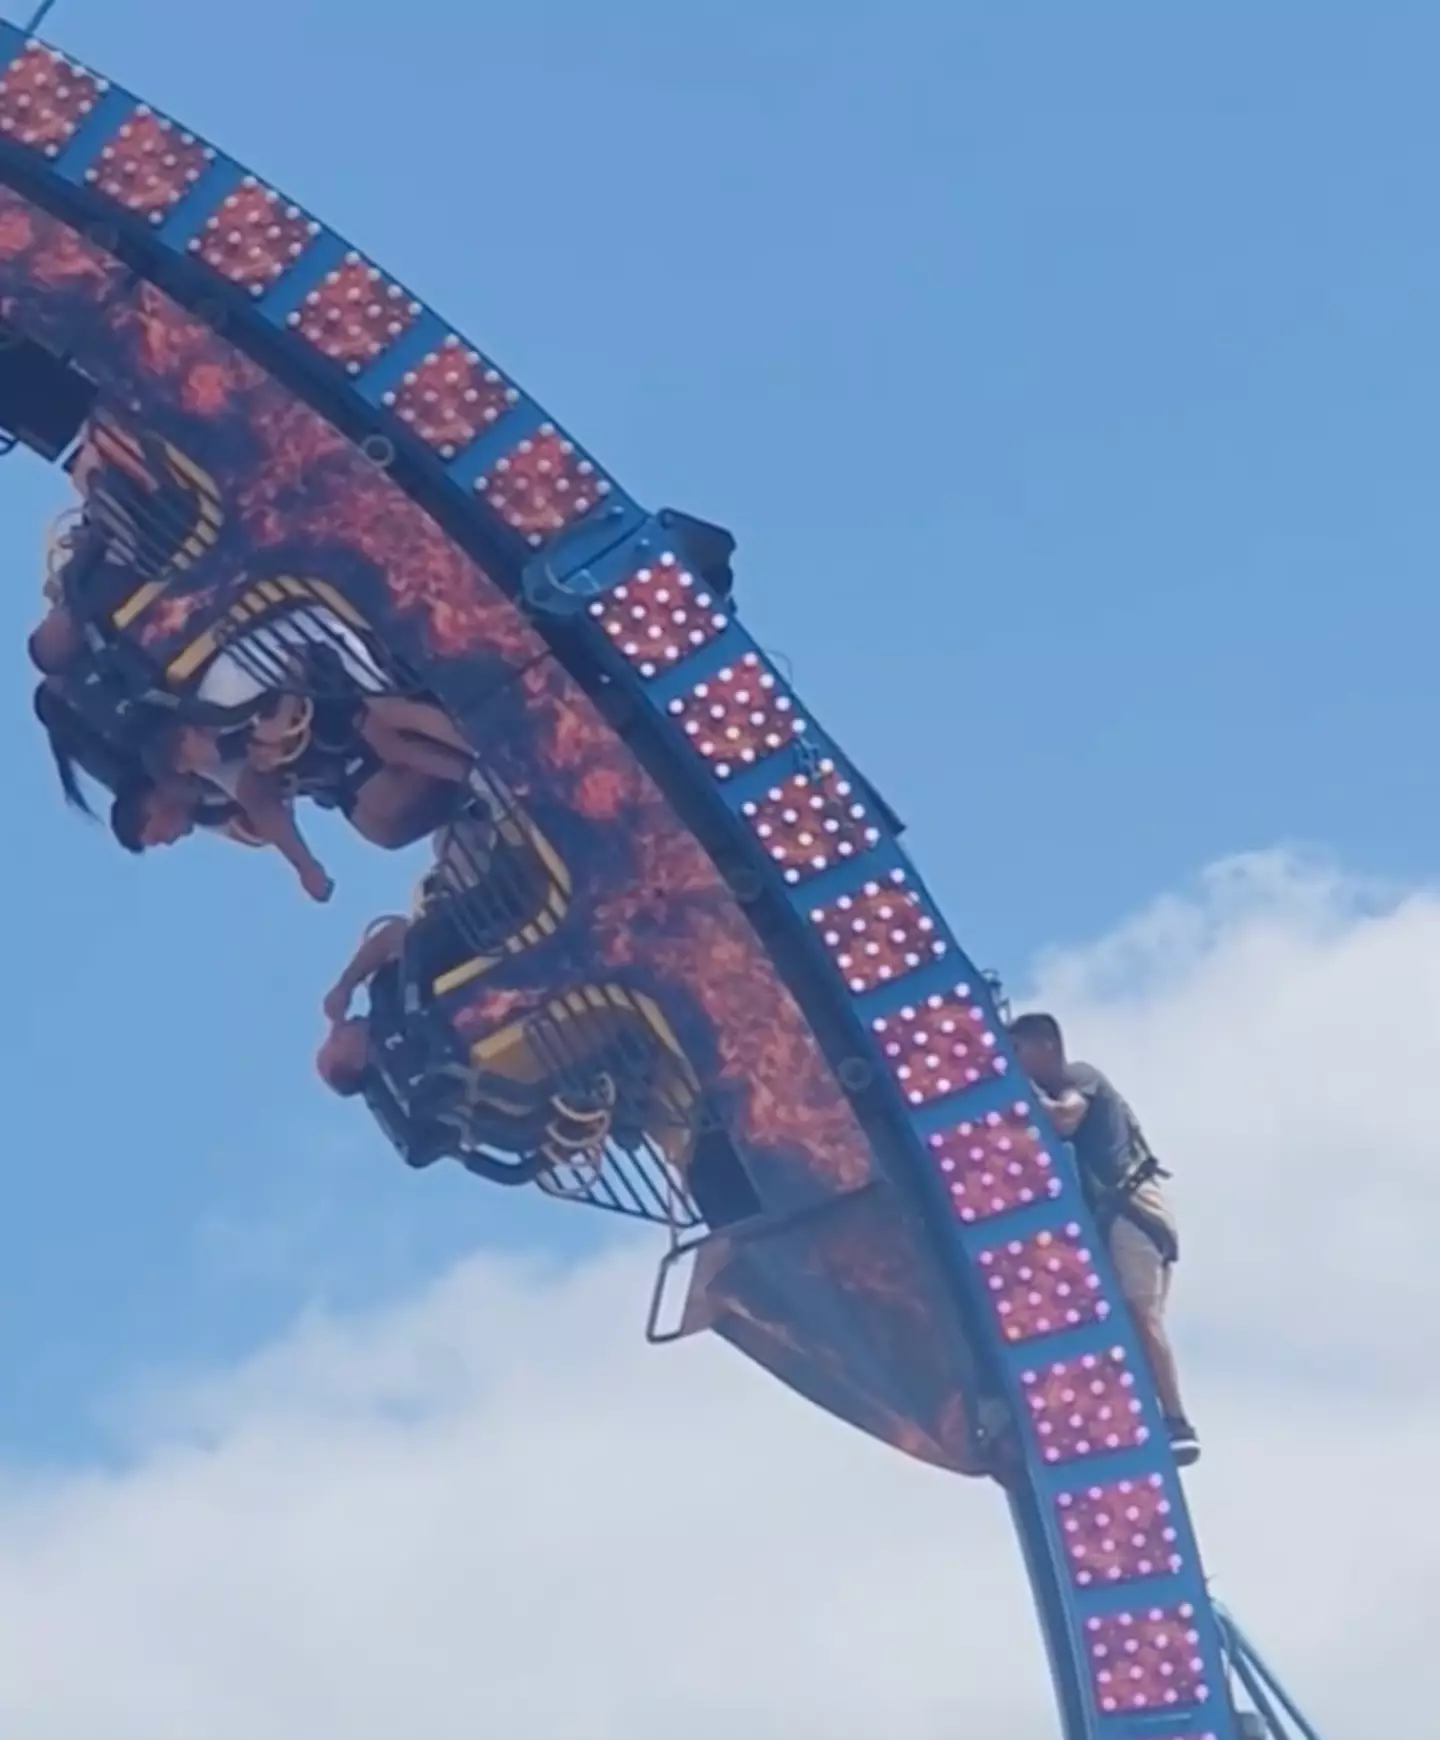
[5,0,1440,1462]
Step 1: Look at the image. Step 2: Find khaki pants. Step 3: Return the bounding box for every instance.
[1108,1214,1171,1324]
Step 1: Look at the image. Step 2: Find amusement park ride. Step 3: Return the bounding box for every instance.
[5,11,1330,1737]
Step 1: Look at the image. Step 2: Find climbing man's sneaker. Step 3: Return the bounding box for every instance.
[1165,1416,1201,1467]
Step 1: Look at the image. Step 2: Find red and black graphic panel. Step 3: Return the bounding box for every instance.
[0,185,992,1477]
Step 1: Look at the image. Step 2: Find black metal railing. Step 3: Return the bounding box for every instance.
[421,791,560,961]
[84,443,216,583]
[210,604,397,700]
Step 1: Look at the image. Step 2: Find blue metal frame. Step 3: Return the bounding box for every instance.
[1215,1609,1327,1740]
[0,19,1328,1739]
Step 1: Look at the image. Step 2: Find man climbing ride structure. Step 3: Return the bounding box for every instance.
[1007,1011,1201,1467]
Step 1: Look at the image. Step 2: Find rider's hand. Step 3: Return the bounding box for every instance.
[323,985,350,1023]
[300,861,335,903]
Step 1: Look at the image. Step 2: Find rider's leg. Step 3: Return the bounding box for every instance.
[1109,1215,1198,1457]
[346,767,462,849]
[366,694,471,748]
[360,696,474,783]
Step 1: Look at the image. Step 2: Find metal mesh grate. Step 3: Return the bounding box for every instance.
[556,1117,761,1231]
[525,1001,701,1226]
[414,990,705,1229]
[537,1129,703,1227]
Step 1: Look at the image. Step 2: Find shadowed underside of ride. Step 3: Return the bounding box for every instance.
[0,21,1328,1739]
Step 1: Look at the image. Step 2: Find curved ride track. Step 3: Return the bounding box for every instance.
[0,21,1316,1739]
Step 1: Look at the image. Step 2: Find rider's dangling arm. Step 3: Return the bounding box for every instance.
[323,916,409,1022]
[231,763,334,903]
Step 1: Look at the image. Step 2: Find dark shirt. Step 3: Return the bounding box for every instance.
[360,961,444,1171]
[1064,1061,1153,1193]
[364,957,410,1076]
[362,956,468,1172]
[63,528,142,622]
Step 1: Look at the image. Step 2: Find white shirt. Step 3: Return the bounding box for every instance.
[196,607,388,710]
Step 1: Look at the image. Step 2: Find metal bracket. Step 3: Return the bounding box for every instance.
[1212,1605,1327,1740]
[520,504,737,620]
[645,1178,888,1345]
[518,500,637,619]
[25,4,61,37]
[981,968,1012,1025]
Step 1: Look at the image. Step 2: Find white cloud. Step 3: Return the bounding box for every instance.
[0,851,1431,1739]
[1025,850,1440,1381]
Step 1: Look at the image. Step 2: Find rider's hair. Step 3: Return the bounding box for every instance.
[109,778,152,854]
[33,683,98,818]
[130,710,185,781]
[1007,1011,1064,1049]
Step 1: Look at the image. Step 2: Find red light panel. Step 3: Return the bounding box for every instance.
[871,987,1005,1107]
[477,424,611,546]
[1056,1475,1182,1588]
[978,1223,1108,1343]
[382,334,517,458]
[1086,1605,1210,1714]
[666,652,803,777]
[0,43,101,156]
[86,107,211,222]
[928,1102,1059,1223]
[1020,1347,1147,1463]
[589,552,728,677]
[740,762,881,883]
[809,869,944,994]
[288,251,421,374]
[189,176,319,295]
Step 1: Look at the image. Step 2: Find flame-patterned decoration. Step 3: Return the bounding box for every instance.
[0,18,1316,1740]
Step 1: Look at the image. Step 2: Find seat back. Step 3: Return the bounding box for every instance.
[457,981,706,1226]
[409,781,572,998]
[81,413,224,632]
[0,319,97,460]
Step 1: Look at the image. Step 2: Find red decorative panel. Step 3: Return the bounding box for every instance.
[0,43,102,156]
[477,424,611,546]
[666,651,803,778]
[590,551,729,677]
[1020,1348,1147,1463]
[872,987,1005,1107]
[929,1102,1059,1222]
[189,176,319,295]
[1086,1605,1210,1714]
[86,107,212,222]
[288,251,421,374]
[1056,1475,1181,1588]
[381,334,517,458]
[741,762,881,883]
[809,869,944,994]
[979,1222,1108,1342]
